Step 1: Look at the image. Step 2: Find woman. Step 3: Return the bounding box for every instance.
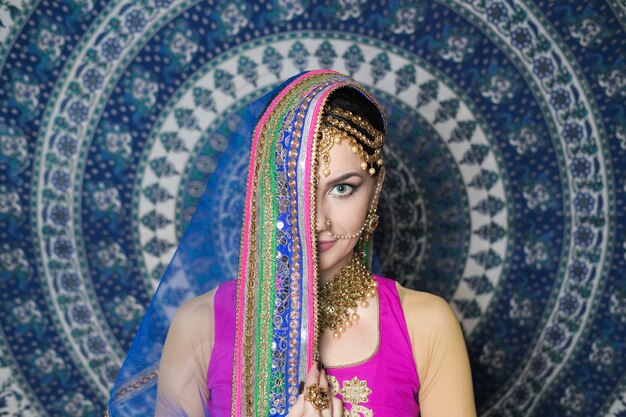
[108,70,476,416]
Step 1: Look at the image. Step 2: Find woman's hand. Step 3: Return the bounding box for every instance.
[287,362,343,417]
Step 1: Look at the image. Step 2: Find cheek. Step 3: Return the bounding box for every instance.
[329,193,371,232]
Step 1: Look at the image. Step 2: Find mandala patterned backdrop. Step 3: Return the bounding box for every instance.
[1,0,625,416]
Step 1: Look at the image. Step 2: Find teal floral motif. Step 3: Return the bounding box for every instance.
[315,41,337,68]
[609,287,626,322]
[149,156,179,178]
[416,79,439,107]
[143,184,173,204]
[174,108,200,130]
[11,299,45,338]
[288,41,310,72]
[214,69,236,98]
[336,0,364,20]
[508,126,539,155]
[369,52,391,85]
[0,124,29,182]
[559,387,585,415]
[88,182,121,224]
[342,44,364,76]
[0,245,32,290]
[7,72,40,126]
[168,24,198,64]
[96,242,128,280]
[100,122,132,176]
[470,248,503,270]
[162,23,199,82]
[219,2,249,35]
[522,172,557,211]
[394,64,416,94]
[111,295,145,330]
[124,67,159,126]
[473,195,505,216]
[571,17,605,47]
[32,348,67,384]
[480,71,515,104]
[433,98,460,124]
[460,143,489,165]
[144,236,174,257]
[468,169,499,191]
[58,392,96,417]
[479,343,507,374]
[237,55,259,86]
[29,20,66,79]
[597,66,626,98]
[141,210,172,232]
[389,4,425,34]
[0,185,22,234]
[448,120,476,143]
[474,222,506,243]
[523,239,550,268]
[130,71,158,105]
[274,0,306,21]
[464,274,494,295]
[262,46,284,79]
[453,299,481,319]
[160,131,189,152]
[509,296,533,322]
[437,28,476,63]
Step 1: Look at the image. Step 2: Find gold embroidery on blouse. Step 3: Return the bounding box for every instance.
[327,375,373,417]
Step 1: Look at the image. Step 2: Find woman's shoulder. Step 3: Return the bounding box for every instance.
[169,280,235,330]
[392,281,460,332]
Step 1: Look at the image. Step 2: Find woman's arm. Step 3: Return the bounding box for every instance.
[156,289,216,417]
[398,284,477,417]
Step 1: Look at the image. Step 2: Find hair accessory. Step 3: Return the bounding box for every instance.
[318,106,384,177]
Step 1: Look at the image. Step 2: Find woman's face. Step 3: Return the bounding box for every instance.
[315,139,381,284]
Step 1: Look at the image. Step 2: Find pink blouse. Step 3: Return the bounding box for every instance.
[206,276,420,416]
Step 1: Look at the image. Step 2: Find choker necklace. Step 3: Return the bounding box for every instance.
[319,253,378,339]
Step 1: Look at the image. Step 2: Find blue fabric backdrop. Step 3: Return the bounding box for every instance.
[1,1,625,416]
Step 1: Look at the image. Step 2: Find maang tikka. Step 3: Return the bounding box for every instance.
[318,106,385,178]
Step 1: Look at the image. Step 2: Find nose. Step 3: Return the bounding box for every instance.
[315,197,326,234]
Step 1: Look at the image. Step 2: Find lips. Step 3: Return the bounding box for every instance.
[317,239,336,252]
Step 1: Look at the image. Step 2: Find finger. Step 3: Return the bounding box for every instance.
[287,394,304,417]
[305,361,321,386]
[318,367,329,391]
[331,397,343,417]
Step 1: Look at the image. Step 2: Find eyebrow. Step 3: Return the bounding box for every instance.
[328,172,363,183]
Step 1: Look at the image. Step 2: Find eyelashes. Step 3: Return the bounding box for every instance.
[328,183,359,199]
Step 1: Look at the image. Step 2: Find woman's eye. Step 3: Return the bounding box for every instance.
[330,184,355,197]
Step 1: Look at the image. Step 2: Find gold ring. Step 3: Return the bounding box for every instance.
[304,383,329,410]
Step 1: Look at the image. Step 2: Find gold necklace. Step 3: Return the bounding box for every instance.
[319,253,378,339]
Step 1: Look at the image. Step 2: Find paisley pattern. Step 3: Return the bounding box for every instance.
[0,1,625,416]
